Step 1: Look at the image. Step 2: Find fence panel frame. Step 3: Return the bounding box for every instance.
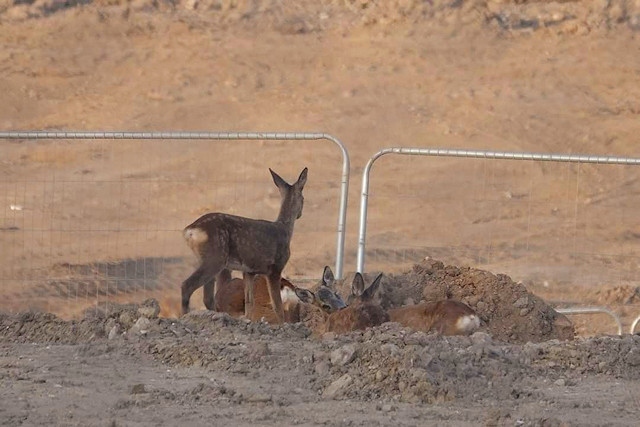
[631,315,640,334]
[556,307,623,336]
[0,131,351,279]
[357,147,640,335]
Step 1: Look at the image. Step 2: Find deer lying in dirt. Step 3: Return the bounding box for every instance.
[312,267,480,336]
[213,272,297,323]
[387,300,480,336]
[215,266,347,324]
[181,167,308,323]
[322,271,390,334]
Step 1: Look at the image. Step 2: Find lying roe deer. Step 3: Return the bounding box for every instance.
[181,167,308,322]
[215,269,347,323]
[212,269,244,317]
[215,274,298,323]
[387,300,480,336]
[323,272,389,334]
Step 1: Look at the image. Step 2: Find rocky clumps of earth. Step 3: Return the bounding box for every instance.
[1,301,639,407]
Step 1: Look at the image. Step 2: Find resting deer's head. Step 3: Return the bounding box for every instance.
[294,266,347,314]
[347,272,384,307]
[322,270,390,334]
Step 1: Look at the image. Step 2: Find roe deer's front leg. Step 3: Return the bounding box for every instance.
[202,278,215,311]
[243,272,257,319]
[266,268,285,324]
[182,258,224,315]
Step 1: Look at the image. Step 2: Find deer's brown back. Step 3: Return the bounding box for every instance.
[325,303,390,334]
[389,300,478,335]
[184,213,292,273]
[214,275,300,323]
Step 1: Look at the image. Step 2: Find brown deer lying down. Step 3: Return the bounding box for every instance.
[311,267,480,336]
[387,300,480,336]
[322,271,390,334]
[181,167,308,323]
[215,268,347,324]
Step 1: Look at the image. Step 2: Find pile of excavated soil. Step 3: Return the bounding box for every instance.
[2,0,640,37]
[1,303,638,407]
[341,258,575,343]
[315,324,640,403]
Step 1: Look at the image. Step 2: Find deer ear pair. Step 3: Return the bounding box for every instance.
[351,273,383,302]
[270,167,308,192]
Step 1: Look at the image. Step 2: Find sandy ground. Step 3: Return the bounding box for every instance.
[2,0,640,425]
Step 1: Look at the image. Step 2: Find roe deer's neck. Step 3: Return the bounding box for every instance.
[275,211,296,236]
[275,198,299,233]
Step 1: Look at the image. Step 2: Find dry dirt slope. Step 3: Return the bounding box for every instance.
[1,2,640,425]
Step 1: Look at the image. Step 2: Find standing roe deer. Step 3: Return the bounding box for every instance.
[323,272,390,334]
[387,300,480,336]
[181,167,308,323]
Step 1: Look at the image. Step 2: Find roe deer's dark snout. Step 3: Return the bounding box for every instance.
[293,265,347,314]
[181,167,308,323]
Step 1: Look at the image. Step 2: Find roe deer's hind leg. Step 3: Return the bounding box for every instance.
[266,267,285,324]
[181,266,206,315]
[182,255,224,315]
[193,241,227,313]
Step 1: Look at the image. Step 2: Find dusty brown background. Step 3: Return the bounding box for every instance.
[2,1,640,425]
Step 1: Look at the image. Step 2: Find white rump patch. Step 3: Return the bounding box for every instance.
[456,314,480,333]
[280,285,299,304]
[183,227,209,257]
[184,227,208,244]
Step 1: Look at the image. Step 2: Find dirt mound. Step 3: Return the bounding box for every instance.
[316,324,640,403]
[0,298,163,344]
[368,258,575,343]
[2,305,637,409]
[2,0,640,36]
[0,311,105,344]
[590,285,640,305]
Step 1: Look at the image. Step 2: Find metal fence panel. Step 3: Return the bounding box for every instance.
[0,131,350,317]
[357,147,640,335]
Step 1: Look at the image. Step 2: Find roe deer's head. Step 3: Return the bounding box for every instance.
[271,167,307,223]
[294,273,347,314]
[347,272,384,307]
[323,271,390,333]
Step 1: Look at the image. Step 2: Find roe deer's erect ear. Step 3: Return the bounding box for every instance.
[294,288,316,304]
[295,167,308,190]
[351,272,365,298]
[269,168,290,192]
[361,273,383,302]
[322,265,335,287]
